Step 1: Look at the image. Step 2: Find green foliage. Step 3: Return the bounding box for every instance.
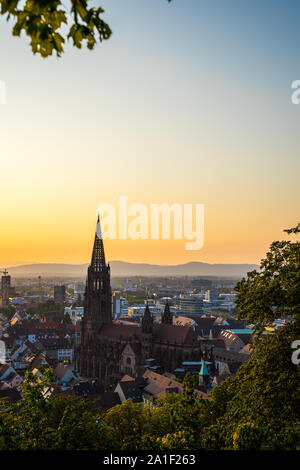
[235,223,300,328]
[102,399,152,450]
[62,312,72,324]
[0,0,172,57]
[73,294,83,307]
[143,393,182,442]
[0,368,104,449]
[202,320,300,449]
[54,398,102,450]
[161,374,207,449]
[126,294,148,306]
[0,305,15,320]
[27,299,64,318]
[1,369,56,449]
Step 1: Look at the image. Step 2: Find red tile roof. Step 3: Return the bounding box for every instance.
[33,321,60,329]
[99,323,142,340]
[153,324,197,345]
[120,374,135,382]
[240,343,252,354]
[143,370,208,400]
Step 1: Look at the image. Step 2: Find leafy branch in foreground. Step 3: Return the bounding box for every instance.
[0,0,172,58]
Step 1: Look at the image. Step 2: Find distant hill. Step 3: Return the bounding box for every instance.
[8,264,88,278]
[6,261,259,279]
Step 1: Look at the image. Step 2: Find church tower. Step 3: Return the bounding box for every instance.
[81,216,112,348]
[161,301,173,325]
[141,303,153,360]
[199,358,210,392]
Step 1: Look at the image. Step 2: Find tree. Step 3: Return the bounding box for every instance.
[102,399,152,450]
[0,0,172,58]
[53,396,103,450]
[143,375,209,450]
[200,321,300,449]
[27,299,64,319]
[62,312,72,324]
[0,369,57,449]
[235,223,300,330]
[73,294,83,308]
[0,368,104,450]
[0,305,15,320]
[142,392,182,446]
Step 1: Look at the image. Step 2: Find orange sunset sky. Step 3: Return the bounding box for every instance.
[0,1,299,267]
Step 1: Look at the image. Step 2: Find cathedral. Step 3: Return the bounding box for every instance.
[76,217,206,383]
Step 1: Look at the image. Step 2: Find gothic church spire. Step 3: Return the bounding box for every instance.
[161,300,173,325]
[91,215,106,270]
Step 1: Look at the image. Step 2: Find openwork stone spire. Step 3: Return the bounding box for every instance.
[81,216,112,346]
[142,302,153,333]
[161,300,173,325]
[91,215,106,270]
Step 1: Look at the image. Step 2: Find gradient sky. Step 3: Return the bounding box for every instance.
[0,0,299,267]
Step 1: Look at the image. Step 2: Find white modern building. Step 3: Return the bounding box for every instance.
[64,306,84,325]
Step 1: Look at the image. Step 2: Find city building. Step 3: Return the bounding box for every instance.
[205,290,219,304]
[191,278,212,290]
[112,291,121,318]
[64,306,84,324]
[54,285,66,304]
[178,295,204,316]
[1,270,15,307]
[217,328,253,352]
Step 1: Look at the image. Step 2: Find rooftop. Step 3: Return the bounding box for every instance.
[227,329,253,334]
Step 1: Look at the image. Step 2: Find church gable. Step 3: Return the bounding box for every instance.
[120,343,140,377]
[122,343,135,357]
